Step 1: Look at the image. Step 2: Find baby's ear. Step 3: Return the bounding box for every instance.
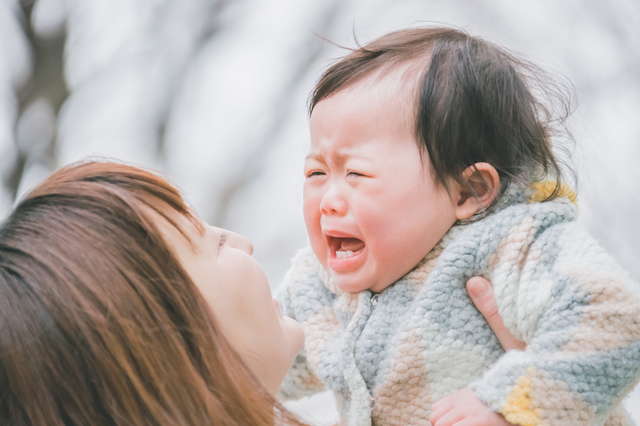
[452,163,500,220]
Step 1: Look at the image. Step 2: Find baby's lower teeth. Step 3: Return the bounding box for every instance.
[336,250,354,258]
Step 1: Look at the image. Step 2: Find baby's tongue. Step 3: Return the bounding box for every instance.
[340,238,365,252]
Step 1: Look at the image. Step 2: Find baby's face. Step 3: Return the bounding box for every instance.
[304,79,459,293]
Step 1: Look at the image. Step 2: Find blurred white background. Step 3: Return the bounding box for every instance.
[1,0,638,423]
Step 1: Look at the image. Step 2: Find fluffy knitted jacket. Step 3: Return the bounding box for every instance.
[277,196,640,426]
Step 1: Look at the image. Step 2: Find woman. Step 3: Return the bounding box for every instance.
[0,161,521,425]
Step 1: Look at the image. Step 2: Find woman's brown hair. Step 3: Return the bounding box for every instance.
[0,161,306,425]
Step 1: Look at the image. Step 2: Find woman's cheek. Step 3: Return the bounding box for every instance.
[280,318,305,366]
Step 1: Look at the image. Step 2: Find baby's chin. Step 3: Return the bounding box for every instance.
[331,273,393,294]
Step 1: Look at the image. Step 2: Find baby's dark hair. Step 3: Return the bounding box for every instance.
[310,27,575,210]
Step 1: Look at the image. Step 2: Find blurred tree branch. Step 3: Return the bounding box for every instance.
[10,0,68,195]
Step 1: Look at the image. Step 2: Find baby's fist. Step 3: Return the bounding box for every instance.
[430,387,513,426]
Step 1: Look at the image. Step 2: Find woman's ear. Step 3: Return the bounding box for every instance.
[452,163,501,220]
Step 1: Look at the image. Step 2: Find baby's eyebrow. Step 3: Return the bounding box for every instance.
[305,152,375,164]
[305,152,324,162]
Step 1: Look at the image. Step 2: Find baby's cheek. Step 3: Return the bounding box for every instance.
[358,209,403,260]
[306,226,325,254]
[356,202,400,249]
[302,199,322,234]
[302,210,326,260]
[302,183,322,214]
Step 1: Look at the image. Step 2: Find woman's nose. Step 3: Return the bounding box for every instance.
[220,228,254,255]
[319,184,347,216]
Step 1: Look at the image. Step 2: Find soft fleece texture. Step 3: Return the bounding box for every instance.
[277,195,640,426]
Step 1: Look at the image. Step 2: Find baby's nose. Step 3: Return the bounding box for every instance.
[319,186,347,216]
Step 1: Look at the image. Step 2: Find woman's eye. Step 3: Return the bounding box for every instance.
[217,233,226,254]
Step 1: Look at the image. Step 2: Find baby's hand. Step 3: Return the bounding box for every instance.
[430,387,513,426]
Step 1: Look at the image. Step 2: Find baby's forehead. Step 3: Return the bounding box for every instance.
[346,63,425,118]
[316,64,423,133]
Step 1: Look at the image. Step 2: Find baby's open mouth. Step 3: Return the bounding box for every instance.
[327,236,366,259]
